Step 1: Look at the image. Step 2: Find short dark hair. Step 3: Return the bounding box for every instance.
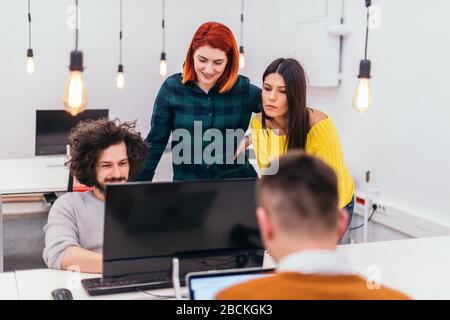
[66,118,148,187]
[256,151,339,233]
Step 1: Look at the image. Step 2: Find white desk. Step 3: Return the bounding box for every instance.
[4,238,450,300]
[263,236,450,300]
[14,269,188,300]
[337,236,450,299]
[0,152,254,193]
[0,156,69,271]
[0,272,19,300]
[0,156,69,195]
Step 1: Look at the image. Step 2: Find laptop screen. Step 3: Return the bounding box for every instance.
[188,268,274,300]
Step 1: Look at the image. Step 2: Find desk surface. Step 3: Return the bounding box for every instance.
[14,269,187,300]
[4,236,450,300]
[337,235,450,299]
[0,154,256,193]
[0,272,18,300]
[0,156,69,194]
[263,236,450,300]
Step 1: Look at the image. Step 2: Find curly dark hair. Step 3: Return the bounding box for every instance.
[66,118,149,187]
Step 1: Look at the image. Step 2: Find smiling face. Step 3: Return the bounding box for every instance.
[193,45,228,91]
[94,141,129,194]
[262,73,289,120]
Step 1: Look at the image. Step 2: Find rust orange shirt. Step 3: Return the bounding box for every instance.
[216,272,411,300]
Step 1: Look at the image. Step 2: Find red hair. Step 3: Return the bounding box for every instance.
[182,22,239,93]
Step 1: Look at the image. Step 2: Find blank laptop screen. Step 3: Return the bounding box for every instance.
[189,270,274,300]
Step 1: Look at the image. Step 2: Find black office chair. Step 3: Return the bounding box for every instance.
[67,173,74,192]
[67,173,93,193]
[43,172,72,207]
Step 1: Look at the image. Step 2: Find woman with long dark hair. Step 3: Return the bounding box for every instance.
[248,58,354,225]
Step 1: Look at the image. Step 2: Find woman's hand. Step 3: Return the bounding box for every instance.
[234,136,251,160]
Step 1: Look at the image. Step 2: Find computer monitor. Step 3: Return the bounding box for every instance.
[35,109,109,156]
[102,179,264,281]
[187,267,275,300]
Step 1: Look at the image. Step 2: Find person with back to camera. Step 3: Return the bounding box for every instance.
[217,151,410,300]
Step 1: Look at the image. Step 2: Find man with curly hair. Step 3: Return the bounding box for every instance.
[43,119,148,273]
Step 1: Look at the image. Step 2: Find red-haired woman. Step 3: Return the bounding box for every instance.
[138,22,261,181]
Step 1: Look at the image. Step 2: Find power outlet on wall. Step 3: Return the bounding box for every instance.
[373,202,387,216]
[378,204,387,215]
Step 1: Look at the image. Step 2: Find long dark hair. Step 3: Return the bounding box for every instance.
[262,58,309,150]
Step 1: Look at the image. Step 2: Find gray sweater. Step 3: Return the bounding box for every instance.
[43,191,104,269]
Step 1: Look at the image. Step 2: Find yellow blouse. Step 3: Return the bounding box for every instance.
[250,114,354,208]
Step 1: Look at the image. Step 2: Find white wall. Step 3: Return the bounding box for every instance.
[0,0,245,158]
[1,0,450,227]
[306,0,450,226]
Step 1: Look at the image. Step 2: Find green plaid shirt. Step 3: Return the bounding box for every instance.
[138,73,262,181]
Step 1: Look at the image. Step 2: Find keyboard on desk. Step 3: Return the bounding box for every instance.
[81,274,175,296]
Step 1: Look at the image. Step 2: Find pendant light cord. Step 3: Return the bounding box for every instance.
[162,0,166,52]
[28,0,32,49]
[364,0,371,60]
[75,0,79,51]
[240,0,244,46]
[119,0,123,64]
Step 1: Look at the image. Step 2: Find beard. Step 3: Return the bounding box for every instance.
[94,177,128,194]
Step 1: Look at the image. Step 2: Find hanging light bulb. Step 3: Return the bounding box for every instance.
[26,48,34,75]
[352,60,372,113]
[353,0,373,113]
[116,64,125,89]
[64,0,86,116]
[26,0,34,75]
[160,52,167,77]
[116,0,125,90]
[238,0,246,70]
[64,51,87,116]
[239,46,246,69]
[159,0,168,78]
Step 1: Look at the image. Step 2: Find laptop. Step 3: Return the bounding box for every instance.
[186,267,275,300]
